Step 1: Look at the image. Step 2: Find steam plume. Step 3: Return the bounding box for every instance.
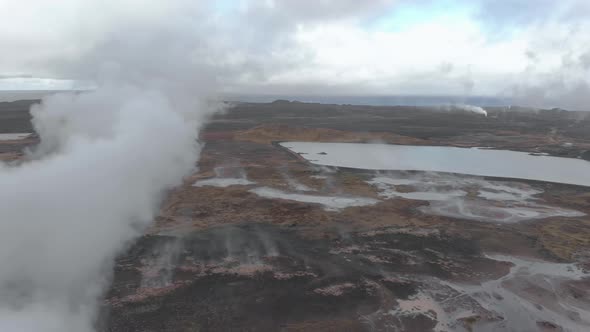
[0,3,221,330]
[443,104,488,117]
[0,83,216,331]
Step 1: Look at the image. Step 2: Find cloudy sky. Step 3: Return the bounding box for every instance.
[1,0,589,108]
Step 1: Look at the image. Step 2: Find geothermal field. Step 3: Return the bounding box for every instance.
[3,99,590,331]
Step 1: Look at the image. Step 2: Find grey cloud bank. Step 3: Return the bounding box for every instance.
[2,0,590,110]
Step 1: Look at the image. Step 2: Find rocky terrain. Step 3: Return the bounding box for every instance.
[3,99,590,331]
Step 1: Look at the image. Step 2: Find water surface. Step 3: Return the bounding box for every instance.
[281,142,590,187]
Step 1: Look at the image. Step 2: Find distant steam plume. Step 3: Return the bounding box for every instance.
[455,104,488,117]
[442,104,488,117]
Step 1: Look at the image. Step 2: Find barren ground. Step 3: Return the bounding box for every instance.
[2,99,590,331]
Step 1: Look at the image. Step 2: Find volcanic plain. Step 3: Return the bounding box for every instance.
[3,99,590,331]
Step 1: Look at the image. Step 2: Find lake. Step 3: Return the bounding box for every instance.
[280,142,590,187]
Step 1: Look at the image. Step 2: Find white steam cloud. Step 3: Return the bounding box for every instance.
[0,83,216,331]
[0,2,221,330]
[454,104,488,116]
[441,104,488,116]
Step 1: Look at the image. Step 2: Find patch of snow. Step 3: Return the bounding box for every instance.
[287,179,313,192]
[369,176,422,186]
[193,177,255,187]
[451,255,590,331]
[391,292,452,332]
[421,200,584,223]
[366,174,581,223]
[314,283,356,296]
[249,187,379,211]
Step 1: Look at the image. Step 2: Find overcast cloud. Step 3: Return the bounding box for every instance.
[1,0,590,109]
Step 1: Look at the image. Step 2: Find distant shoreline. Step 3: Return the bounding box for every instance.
[0,90,511,107]
[1,91,575,112]
[224,94,512,107]
[0,90,74,102]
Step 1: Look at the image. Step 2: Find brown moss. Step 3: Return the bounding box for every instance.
[234,124,426,145]
[282,319,366,332]
[535,219,590,261]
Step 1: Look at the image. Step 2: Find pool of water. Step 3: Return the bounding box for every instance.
[0,133,32,140]
[281,142,590,187]
[193,177,255,188]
